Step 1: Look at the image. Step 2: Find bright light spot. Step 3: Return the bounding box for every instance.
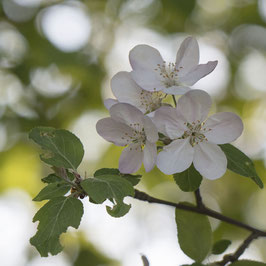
[70,111,110,162]
[31,64,72,97]
[41,3,91,52]
[0,190,35,266]
[3,0,37,22]
[0,23,28,67]
[236,51,266,99]
[0,70,23,106]
[13,0,42,7]
[28,255,71,266]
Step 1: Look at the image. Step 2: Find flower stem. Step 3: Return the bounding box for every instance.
[172,95,177,107]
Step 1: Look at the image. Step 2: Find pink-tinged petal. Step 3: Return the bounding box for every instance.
[177,89,212,123]
[204,112,244,144]
[193,142,227,180]
[143,116,158,143]
[175,37,199,76]
[157,139,194,175]
[129,44,164,71]
[119,143,143,173]
[143,140,157,172]
[104,98,118,110]
[153,106,186,139]
[110,103,144,127]
[96,117,134,146]
[111,71,145,111]
[131,69,164,92]
[163,85,191,95]
[179,61,218,86]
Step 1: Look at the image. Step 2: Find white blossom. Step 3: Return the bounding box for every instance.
[96,103,158,173]
[129,36,218,95]
[153,90,243,179]
[104,71,166,114]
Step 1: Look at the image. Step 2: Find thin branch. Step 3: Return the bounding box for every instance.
[194,188,205,209]
[133,189,266,237]
[217,232,260,265]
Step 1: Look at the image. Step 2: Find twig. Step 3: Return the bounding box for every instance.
[133,189,266,237]
[217,232,260,265]
[172,95,177,107]
[194,188,205,209]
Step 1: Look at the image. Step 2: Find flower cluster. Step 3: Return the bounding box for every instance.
[97,37,243,180]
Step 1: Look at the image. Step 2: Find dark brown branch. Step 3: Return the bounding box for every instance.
[194,188,205,209]
[133,189,266,237]
[217,232,260,265]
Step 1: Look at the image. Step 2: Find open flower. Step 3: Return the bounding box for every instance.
[104,71,166,114]
[96,103,158,173]
[129,37,218,95]
[153,90,243,179]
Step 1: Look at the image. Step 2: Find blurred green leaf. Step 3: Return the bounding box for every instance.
[211,239,231,255]
[33,182,71,201]
[175,203,212,262]
[94,168,141,186]
[173,164,202,192]
[29,127,84,170]
[220,144,263,188]
[30,196,83,257]
[230,260,266,266]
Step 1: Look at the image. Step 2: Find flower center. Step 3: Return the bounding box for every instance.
[139,90,166,113]
[155,61,183,88]
[181,121,211,147]
[121,123,146,150]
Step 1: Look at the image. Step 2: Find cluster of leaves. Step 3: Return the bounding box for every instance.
[29,126,265,265]
[29,127,140,256]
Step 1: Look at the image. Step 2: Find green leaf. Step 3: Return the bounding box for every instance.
[211,239,231,255]
[94,168,141,186]
[219,144,263,188]
[29,127,84,170]
[182,264,205,266]
[230,260,266,266]
[33,182,71,201]
[30,196,83,256]
[173,164,202,192]
[41,174,62,184]
[81,175,135,217]
[106,200,131,217]
[175,203,212,262]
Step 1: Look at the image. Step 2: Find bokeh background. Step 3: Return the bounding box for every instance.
[1,0,266,265]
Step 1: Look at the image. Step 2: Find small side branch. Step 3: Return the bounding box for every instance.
[194,188,205,209]
[217,232,260,265]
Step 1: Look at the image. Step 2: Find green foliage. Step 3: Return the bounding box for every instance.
[211,239,231,255]
[175,203,212,262]
[33,182,71,201]
[29,127,84,170]
[81,172,135,217]
[94,168,141,186]
[41,174,62,184]
[173,164,202,192]
[182,264,205,266]
[30,196,83,257]
[230,260,266,266]
[220,144,263,188]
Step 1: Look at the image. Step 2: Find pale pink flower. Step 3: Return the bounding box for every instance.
[96,103,158,173]
[104,71,166,114]
[153,90,243,179]
[129,37,218,95]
